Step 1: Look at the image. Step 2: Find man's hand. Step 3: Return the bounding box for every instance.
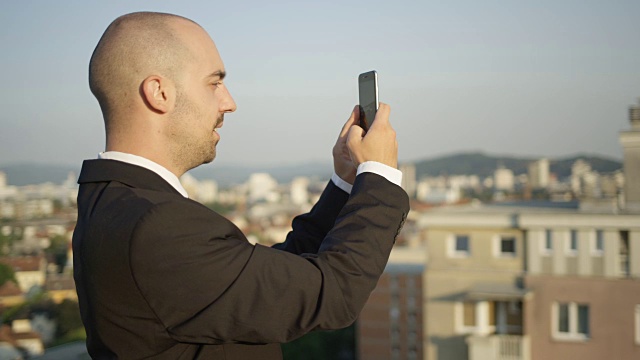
[332,105,359,185]
[347,103,398,169]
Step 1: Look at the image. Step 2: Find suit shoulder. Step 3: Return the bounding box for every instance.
[77,181,224,237]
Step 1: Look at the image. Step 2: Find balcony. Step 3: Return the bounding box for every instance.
[467,335,530,360]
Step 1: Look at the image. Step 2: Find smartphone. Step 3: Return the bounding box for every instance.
[358,70,379,131]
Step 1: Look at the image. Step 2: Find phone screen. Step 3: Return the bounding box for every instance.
[358,70,378,131]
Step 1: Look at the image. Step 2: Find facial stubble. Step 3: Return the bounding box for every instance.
[171,89,221,172]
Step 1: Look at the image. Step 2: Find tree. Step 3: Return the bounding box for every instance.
[282,324,355,360]
[54,299,85,344]
[0,262,16,287]
[46,235,68,273]
[205,202,237,216]
[0,229,15,255]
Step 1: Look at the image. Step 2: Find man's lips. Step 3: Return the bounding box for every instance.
[213,119,223,134]
[214,115,224,131]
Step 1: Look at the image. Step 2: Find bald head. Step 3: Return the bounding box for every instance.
[89,12,198,123]
[89,12,235,176]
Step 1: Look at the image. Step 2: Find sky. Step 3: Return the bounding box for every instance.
[1,0,639,169]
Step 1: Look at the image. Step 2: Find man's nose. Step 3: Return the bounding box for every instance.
[221,85,237,113]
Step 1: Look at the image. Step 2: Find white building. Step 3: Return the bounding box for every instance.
[571,159,592,196]
[196,180,218,204]
[400,163,417,198]
[10,319,45,356]
[180,173,219,203]
[528,158,550,189]
[494,166,514,192]
[0,202,15,219]
[19,199,54,218]
[247,173,279,203]
[449,175,481,190]
[0,256,47,294]
[290,177,309,206]
[416,176,461,204]
[417,182,461,204]
[620,98,640,211]
[416,175,481,205]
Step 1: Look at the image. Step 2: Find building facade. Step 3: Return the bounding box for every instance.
[528,159,549,189]
[418,207,529,360]
[620,98,640,211]
[358,248,426,360]
[522,211,640,360]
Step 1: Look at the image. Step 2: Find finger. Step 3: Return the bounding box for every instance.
[347,124,365,146]
[368,103,391,131]
[339,105,360,138]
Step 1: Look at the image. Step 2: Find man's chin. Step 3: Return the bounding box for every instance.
[202,157,215,165]
[202,151,216,165]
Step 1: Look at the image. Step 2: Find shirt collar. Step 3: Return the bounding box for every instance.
[98,151,189,198]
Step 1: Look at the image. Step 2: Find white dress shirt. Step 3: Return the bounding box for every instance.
[98,152,189,198]
[98,152,403,197]
[331,161,402,194]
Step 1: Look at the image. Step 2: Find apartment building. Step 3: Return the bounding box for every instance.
[414,204,640,360]
[621,98,640,211]
[418,205,531,360]
[528,159,550,189]
[358,247,426,360]
[522,212,640,360]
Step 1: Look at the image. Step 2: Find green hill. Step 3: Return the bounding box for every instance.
[413,152,622,179]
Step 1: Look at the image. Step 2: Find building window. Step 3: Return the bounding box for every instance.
[391,347,401,360]
[456,235,470,254]
[450,234,470,257]
[592,230,604,256]
[558,303,569,332]
[499,236,516,257]
[408,349,418,360]
[620,232,630,277]
[577,304,590,335]
[553,302,590,341]
[542,230,553,256]
[567,230,578,256]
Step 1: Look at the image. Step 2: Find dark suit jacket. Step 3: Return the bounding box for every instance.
[73,159,409,359]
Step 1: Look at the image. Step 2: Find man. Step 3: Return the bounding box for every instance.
[73,11,409,360]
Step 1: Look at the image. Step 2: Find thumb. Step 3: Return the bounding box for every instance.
[339,105,360,138]
[368,102,391,131]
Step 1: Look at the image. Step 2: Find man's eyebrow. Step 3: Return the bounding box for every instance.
[206,70,226,80]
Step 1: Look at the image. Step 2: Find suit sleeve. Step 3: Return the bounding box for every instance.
[271,179,349,255]
[130,172,409,344]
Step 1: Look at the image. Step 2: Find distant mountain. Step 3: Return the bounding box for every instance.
[0,161,334,187]
[0,153,622,187]
[0,163,80,186]
[413,152,622,179]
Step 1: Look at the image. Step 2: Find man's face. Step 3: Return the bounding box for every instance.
[170,22,236,170]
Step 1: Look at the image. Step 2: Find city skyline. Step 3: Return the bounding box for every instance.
[1,1,639,168]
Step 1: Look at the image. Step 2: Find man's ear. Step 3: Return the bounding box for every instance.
[140,75,175,114]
